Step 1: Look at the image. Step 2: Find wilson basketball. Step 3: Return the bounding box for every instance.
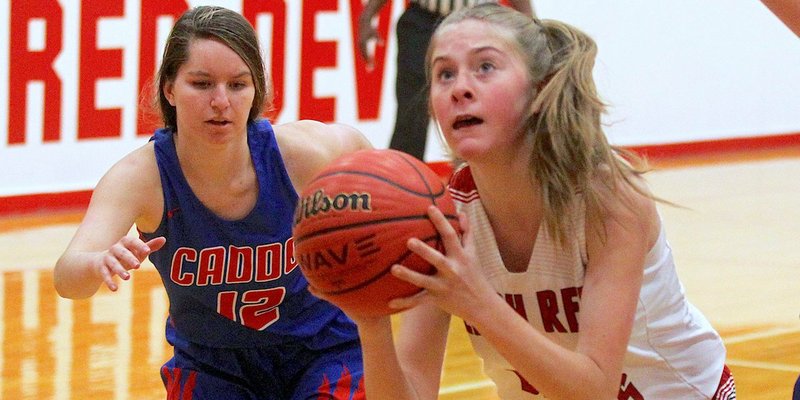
[293,149,459,317]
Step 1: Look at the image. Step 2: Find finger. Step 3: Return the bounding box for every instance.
[104,251,133,280]
[388,289,427,310]
[427,205,459,239]
[425,206,465,257]
[119,236,151,264]
[406,237,450,272]
[110,243,142,271]
[104,279,118,292]
[391,263,444,291]
[146,236,167,253]
[97,260,119,291]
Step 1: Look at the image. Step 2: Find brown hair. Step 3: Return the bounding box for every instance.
[428,4,652,245]
[154,6,271,131]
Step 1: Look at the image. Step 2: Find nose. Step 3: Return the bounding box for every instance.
[210,85,230,110]
[451,74,474,102]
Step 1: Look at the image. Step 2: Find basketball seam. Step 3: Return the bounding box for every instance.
[399,153,440,205]
[319,233,442,295]
[310,170,446,199]
[294,214,459,242]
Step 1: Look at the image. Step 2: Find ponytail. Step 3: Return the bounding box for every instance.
[532,20,650,246]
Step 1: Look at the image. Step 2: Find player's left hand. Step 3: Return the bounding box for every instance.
[388,206,497,322]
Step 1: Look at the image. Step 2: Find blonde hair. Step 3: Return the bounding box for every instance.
[428,4,651,245]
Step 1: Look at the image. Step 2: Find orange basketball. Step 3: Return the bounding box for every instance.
[293,149,459,317]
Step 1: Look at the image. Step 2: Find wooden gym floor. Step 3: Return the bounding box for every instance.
[1,149,798,399]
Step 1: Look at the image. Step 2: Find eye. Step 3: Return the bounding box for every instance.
[435,67,455,82]
[477,61,495,74]
[192,80,212,89]
[229,81,248,90]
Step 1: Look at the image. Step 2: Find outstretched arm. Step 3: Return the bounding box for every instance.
[54,144,165,299]
[761,0,800,36]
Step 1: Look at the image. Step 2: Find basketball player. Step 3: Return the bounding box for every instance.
[345,4,736,399]
[53,6,370,399]
[357,0,534,160]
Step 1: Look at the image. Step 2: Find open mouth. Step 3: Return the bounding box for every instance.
[207,120,231,126]
[452,116,483,130]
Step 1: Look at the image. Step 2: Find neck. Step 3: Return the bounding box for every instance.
[174,131,252,183]
[469,159,541,224]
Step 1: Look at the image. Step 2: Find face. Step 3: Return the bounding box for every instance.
[429,20,533,162]
[163,38,255,144]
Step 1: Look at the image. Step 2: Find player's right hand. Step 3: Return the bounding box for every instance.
[94,236,166,292]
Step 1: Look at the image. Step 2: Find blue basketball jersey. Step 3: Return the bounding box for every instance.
[141,120,358,349]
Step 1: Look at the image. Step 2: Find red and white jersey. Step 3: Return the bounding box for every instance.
[449,166,726,399]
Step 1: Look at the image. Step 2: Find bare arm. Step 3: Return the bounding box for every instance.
[352,304,451,400]
[761,0,800,36]
[54,144,165,299]
[275,120,373,194]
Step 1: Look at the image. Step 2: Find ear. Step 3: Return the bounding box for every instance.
[163,81,176,106]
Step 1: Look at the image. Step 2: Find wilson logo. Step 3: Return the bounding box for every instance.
[298,234,380,273]
[295,189,371,225]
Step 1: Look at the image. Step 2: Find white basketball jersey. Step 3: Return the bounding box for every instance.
[449,166,726,399]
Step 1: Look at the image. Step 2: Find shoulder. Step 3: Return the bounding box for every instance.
[95,142,163,230]
[103,142,159,188]
[274,120,372,192]
[585,171,659,259]
[274,120,369,150]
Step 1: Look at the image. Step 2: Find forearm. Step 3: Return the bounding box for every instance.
[357,318,421,400]
[54,251,104,299]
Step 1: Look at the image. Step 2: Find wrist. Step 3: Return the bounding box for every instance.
[465,292,510,333]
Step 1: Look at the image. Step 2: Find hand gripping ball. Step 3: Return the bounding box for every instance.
[293,149,459,316]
